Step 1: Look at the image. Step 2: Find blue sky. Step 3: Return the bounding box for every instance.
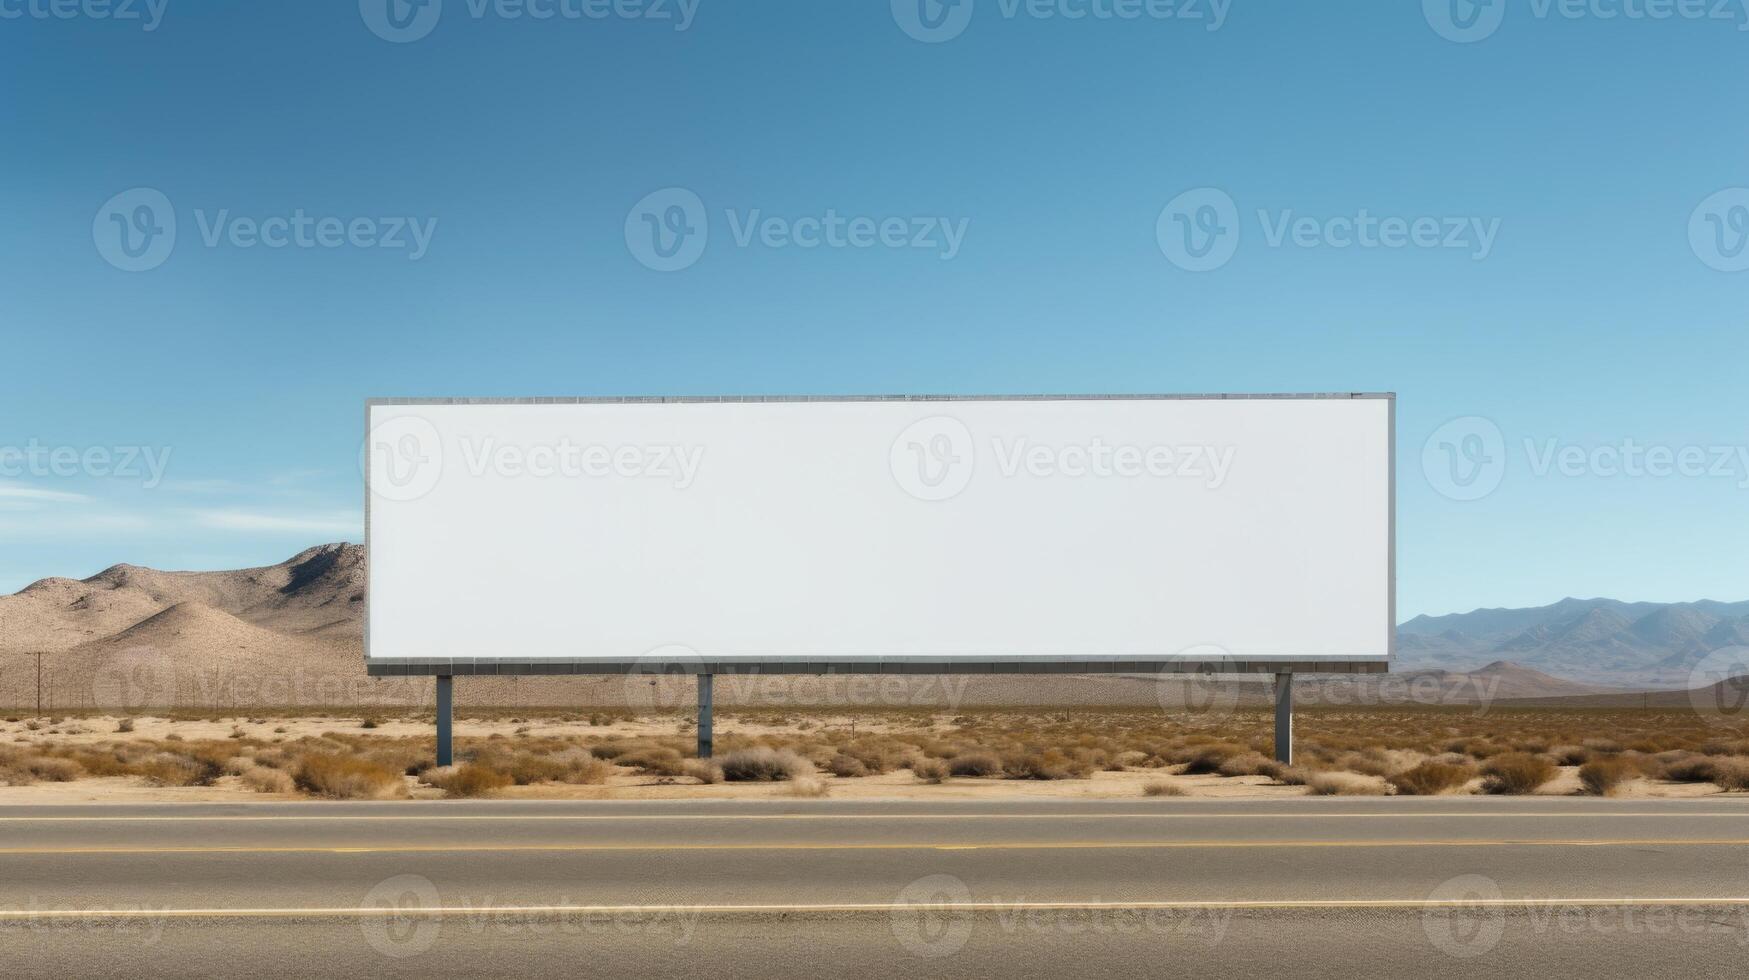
[1,1,1745,618]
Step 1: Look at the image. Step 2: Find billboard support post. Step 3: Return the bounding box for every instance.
[436,675,453,767]
[1273,673,1293,765]
[696,673,713,759]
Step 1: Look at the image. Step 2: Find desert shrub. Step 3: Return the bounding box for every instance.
[1582,738,1622,755]
[240,766,296,794]
[1578,757,1635,796]
[1179,743,1245,775]
[947,752,1003,777]
[360,718,382,729]
[1334,752,1392,778]
[251,748,295,770]
[1001,750,1090,780]
[780,776,829,798]
[1389,761,1476,796]
[0,754,84,784]
[838,742,907,774]
[1659,753,1718,783]
[1708,757,1749,791]
[1445,739,1504,760]
[911,758,950,783]
[1071,747,1113,772]
[220,756,255,777]
[496,748,614,785]
[58,748,130,777]
[422,764,513,798]
[1143,778,1189,797]
[616,747,687,777]
[295,753,406,799]
[115,718,136,733]
[718,748,811,782]
[1217,751,1275,777]
[683,759,723,784]
[826,754,870,778]
[138,752,218,787]
[1481,753,1557,795]
[1307,772,1391,796]
[1264,764,1313,786]
[1547,745,1589,766]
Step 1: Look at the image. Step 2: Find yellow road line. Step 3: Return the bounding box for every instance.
[1,810,1745,823]
[1,897,1748,920]
[2,838,1745,855]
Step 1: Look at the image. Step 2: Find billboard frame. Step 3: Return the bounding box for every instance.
[364,393,1395,679]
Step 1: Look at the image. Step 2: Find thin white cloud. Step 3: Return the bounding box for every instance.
[192,509,361,535]
[0,482,90,503]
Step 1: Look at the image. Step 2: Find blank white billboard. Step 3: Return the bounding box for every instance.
[365,396,1392,670]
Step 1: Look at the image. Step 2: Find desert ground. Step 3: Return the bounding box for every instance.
[2,705,1745,804]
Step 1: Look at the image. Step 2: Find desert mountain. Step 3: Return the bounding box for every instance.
[0,543,364,656]
[1397,597,1749,687]
[0,545,371,709]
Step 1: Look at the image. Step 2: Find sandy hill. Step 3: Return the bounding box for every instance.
[0,545,368,710]
[0,543,364,657]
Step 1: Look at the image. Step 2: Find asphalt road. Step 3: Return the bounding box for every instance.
[4,797,1748,978]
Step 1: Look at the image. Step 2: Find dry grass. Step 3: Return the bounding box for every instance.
[683,758,724,784]
[239,765,296,794]
[1711,757,1749,791]
[294,753,406,800]
[1578,757,1636,796]
[718,747,813,782]
[420,764,513,798]
[3,703,1749,799]
[911,758,951,783]
[1306,771,1392,796]
[1481,753,1558,795]
[1143,778,1190,797]
[0,751,86,785]
[947,752,1003,777]
[1388,761,1476,796]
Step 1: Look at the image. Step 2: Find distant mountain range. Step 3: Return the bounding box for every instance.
[1398,598,1749,687]
[0,545,1741,705]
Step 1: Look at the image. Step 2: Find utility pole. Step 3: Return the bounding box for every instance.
[36,652,42,719]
